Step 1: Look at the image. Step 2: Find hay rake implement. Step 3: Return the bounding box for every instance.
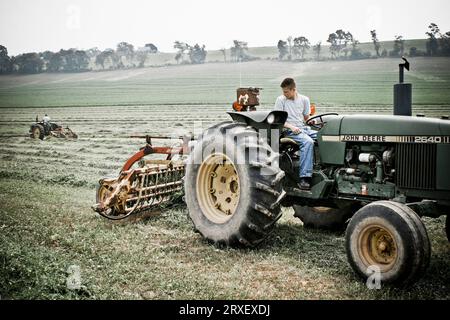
[92,135,192,220]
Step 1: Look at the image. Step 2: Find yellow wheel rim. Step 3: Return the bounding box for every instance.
[98,184,126,215]
[32,127,41,139]
[358,225,398,272]
[196,153,240,224]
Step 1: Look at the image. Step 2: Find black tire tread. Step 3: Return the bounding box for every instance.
[185,122,284,248]
[254,182,281,198]
[387,201,431,284]
[376,201,428,286]
[345,200,430,286]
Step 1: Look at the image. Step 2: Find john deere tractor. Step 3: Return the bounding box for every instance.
[184,60,450,286]
[93,59,449,286]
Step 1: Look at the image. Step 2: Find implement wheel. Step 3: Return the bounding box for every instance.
[95,182,127,219]
[346,201,430,286]
[185,121,285,247]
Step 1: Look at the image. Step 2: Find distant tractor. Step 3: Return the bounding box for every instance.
[29,116,77,140]
[93,59,450,286]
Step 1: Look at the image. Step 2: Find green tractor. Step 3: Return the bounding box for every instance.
[184,61,450,286]
[30,117,77,140]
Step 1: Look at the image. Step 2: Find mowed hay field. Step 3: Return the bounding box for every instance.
[1,57,450,109]
[0,57,450,300]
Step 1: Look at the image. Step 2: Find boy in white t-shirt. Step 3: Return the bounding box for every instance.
[274,78,316,190]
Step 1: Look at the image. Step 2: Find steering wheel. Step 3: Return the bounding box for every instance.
[306,113,339,130]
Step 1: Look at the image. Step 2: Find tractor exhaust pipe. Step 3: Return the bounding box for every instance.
[394,57,412,116]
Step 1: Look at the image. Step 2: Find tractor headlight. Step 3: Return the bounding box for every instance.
[267,113,275,124]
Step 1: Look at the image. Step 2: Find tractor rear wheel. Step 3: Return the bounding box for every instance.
[345,201,430,286]
[30,124,45,140]
[293,205,354,230]
[185,121,285,247]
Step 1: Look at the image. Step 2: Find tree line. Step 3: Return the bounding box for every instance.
[1,22,449,75]
[0,42,158,74]
[276,23,450,62]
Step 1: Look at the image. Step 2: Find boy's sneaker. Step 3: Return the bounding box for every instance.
[298,178,311,190]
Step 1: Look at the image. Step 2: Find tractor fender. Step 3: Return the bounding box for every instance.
[227,111,287,130]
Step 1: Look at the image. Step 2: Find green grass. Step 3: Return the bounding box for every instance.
[0,111,449,299]
[0,52,449,299]
[0,178,448,300]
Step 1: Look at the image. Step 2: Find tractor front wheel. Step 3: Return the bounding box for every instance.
[185,122,285,247]
[345,201,430,286]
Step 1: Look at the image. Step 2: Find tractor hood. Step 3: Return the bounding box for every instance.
[318,114,450,166]
[322,114,450,137]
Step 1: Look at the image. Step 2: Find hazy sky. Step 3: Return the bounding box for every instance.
[1,0,450,55]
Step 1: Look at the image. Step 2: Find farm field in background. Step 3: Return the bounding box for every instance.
[0,57,449,299]
[1,57,450,110]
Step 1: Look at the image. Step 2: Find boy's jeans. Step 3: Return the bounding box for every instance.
[285,127,317,178]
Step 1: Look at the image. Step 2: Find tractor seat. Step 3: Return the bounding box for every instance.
[280,137,300,152]
[280,135,319,151]
[280,137,299,146]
